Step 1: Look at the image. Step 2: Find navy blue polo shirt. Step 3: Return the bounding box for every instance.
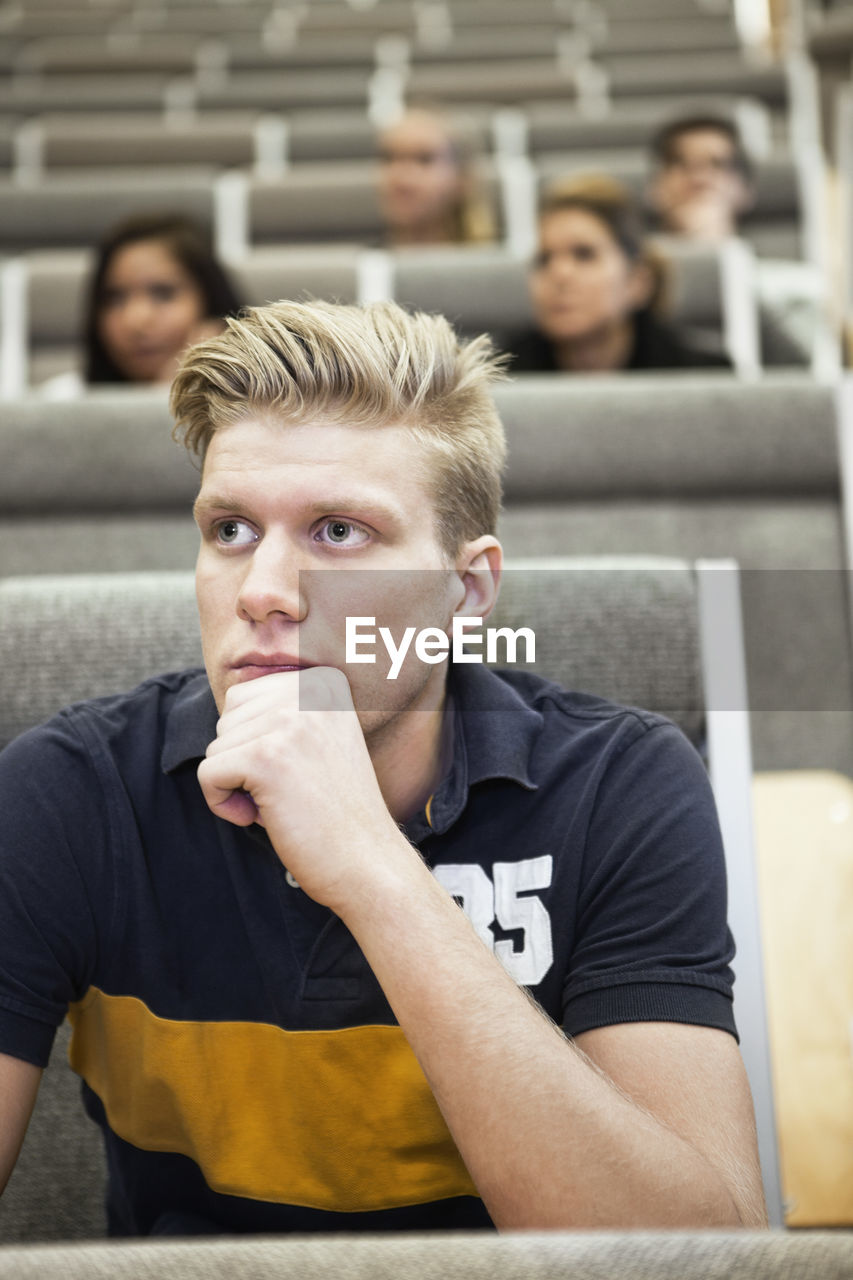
[0,663,735,1236]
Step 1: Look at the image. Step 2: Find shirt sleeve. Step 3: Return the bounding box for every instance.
[0,714,109,1067]
[562,719,737,1040]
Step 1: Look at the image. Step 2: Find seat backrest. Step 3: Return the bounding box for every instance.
[390,246,532,338]
[0,394,199,575]
[0,171,216,251]
[0,559,781,1235]
[0,561,703,752]
[232,245,362,309]
[4,1227,852,1277]
[493,374,853,778]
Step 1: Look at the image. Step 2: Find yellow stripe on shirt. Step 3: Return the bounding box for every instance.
[67,987,477,1212]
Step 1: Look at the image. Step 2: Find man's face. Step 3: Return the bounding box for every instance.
[194,415,467,744]
[651,128,752,239]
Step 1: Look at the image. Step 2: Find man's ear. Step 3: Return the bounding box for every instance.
[453,536,502,622]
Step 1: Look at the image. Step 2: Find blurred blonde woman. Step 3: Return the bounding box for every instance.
[376,105,496,246]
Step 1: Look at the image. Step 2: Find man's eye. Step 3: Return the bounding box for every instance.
[214,519,256,547]
[316,519,369,547]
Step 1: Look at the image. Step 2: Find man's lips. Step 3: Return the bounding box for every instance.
[229,656,313,682]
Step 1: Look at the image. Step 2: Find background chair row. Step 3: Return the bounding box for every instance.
[0,97,769,174]
[0,112,812,254]
[0,235,822,395]
[0,40,795,117]
[3,373,851,781]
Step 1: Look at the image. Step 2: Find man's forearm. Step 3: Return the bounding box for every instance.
[341,839,750,1231]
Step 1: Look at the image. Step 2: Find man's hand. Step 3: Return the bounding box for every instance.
[657,194,731,241]
[197,669,406,911]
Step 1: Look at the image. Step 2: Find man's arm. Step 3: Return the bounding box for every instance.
[338,848,767,1229]
[0,1052,42,1196]
[199,669,768,1230]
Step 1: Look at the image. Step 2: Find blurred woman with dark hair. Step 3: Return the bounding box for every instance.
[84,212,241,384]
[506,176,730,373]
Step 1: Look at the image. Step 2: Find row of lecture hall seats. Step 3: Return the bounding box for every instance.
[0,108,814,257]
[0,238,822,394]
[2,374,852,780]
[0,2,832,381]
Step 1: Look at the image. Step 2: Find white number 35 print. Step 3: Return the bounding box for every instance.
[433,856,554,985]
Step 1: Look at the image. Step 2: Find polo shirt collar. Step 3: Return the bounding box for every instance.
[411,663,541,840]
[161,670,219,773]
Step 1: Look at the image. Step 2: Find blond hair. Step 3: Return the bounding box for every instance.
[171,299,507,557]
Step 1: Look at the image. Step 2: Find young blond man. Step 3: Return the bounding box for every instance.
[0,301,766,1234]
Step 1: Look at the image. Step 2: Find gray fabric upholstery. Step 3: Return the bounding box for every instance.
[0,393,193,517]
[0,1022,106,1242]
[15,37,200,76]
[526,97,751,155]
[493,375,838,500]
[0,560,703,753]
[247,163,501,246]
[38,114,259,170]
[492,560,703,741]
[0,517,200,579]
[392,248,532,337]
[225,36,387,73]
[288,111,385,164]
[603,53,789,109]
[492,376,852,774]
[589,16,741,56]
[0,572,203,750]
[196,70,371,114]
[408,60,578,105]
[25,249,91,345]
[0,1231,851,1279]
[0,172,215,251]
[249,164,384,244]
[0,77,170,116]
[3,376,849,772]
[232,245,361,308]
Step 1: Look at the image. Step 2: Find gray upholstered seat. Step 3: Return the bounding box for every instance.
[408,59,579,106]
[0,172,216,252]
[31,112,263,172]
[1,1228,852,1278]
[493,374,853,775]
[247,163,385,245]
[0,392,199,574]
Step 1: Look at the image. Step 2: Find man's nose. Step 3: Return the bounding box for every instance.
[236,536,307,624]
